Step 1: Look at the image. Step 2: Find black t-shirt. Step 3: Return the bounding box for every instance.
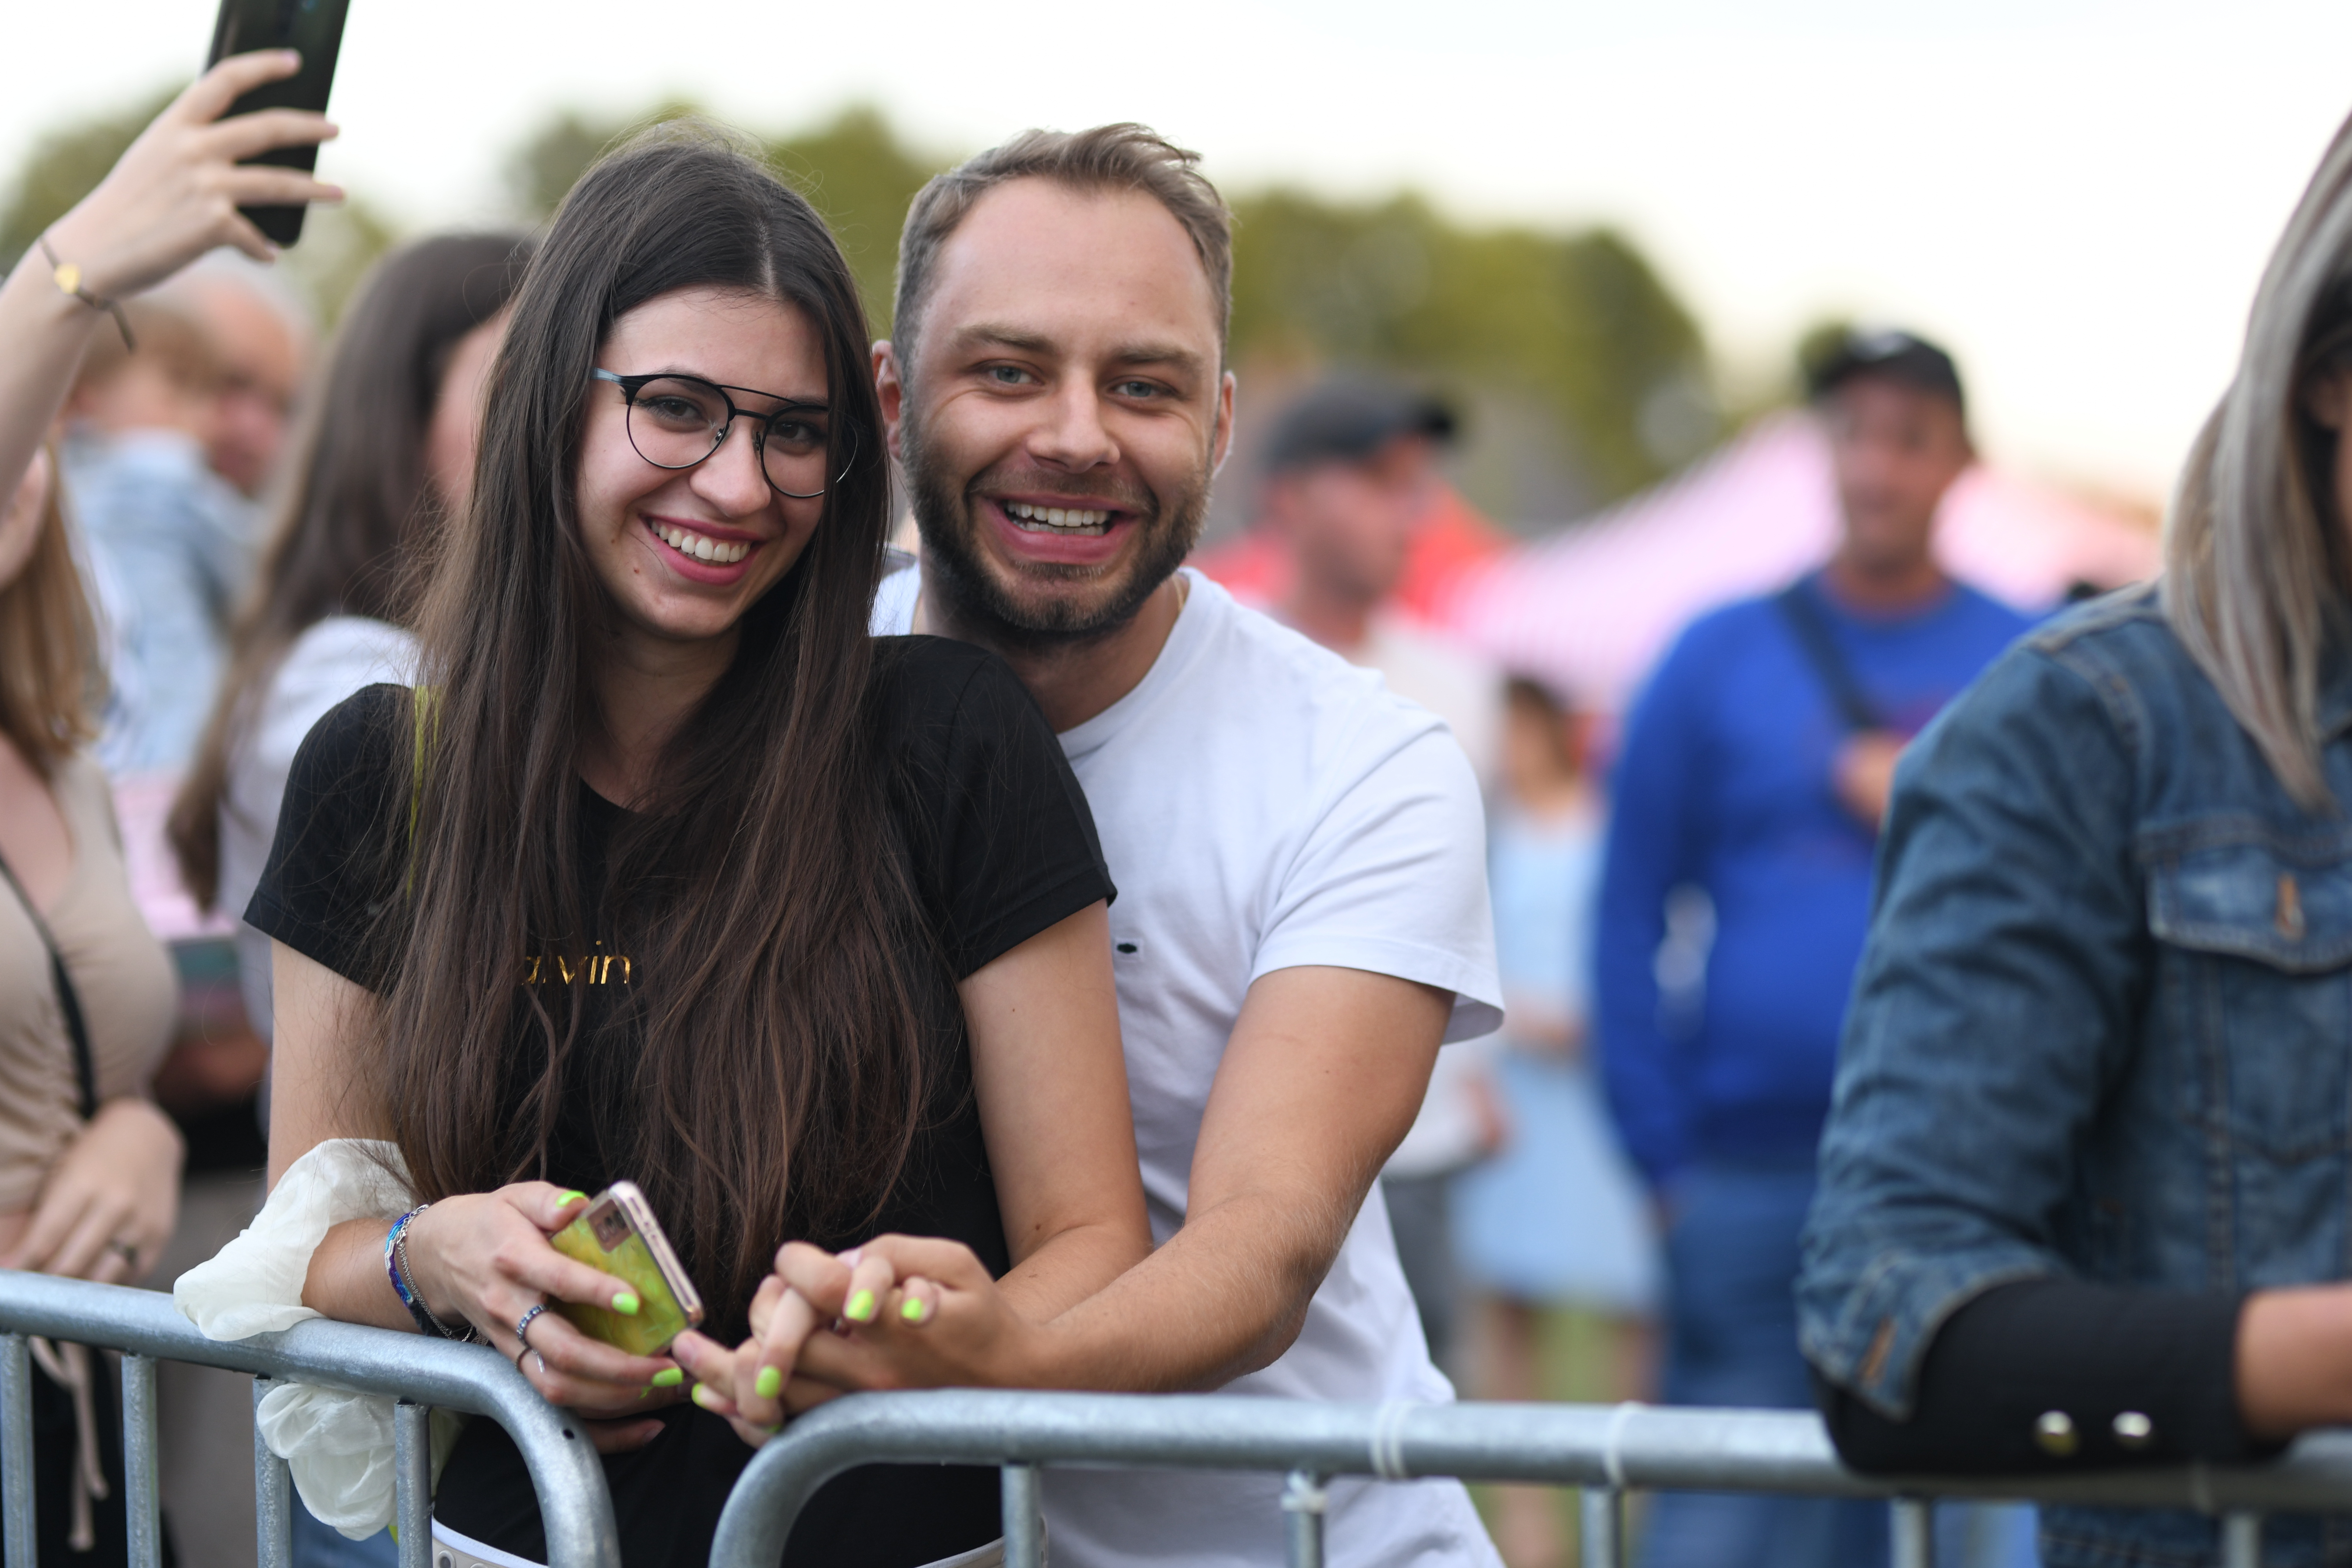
[250,637,1114,1568]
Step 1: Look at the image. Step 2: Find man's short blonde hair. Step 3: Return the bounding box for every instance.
[893,124,1233,369]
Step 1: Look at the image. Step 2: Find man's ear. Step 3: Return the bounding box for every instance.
[1209,369,1238,479]
[873,340,906,463]
[2306,366,2352,433]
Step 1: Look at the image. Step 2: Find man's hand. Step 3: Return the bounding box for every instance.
[1833,730,1907,828]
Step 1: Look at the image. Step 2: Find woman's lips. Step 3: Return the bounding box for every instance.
[644,516,761,582]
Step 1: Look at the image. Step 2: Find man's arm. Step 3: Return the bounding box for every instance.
[1593,631,1710,1191]
[775,963,1449,1397]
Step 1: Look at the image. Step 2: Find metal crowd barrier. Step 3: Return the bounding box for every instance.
[711,1388,2352,1568]
[10,1268,2351,1568]
[0,1271,619,1568]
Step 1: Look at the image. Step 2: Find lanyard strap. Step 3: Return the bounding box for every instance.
[1775,580,1884,734]
[0,853,99,1122]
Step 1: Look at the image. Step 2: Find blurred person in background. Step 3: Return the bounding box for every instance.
[161,253,313,500]
[1452,676,1657,1568]
[1800,110,2352,1568]
[1596,330,2027,1568]
[1253,375,1503,1373]
[61,296,253,776]
[0,49,341,1565]
[157,229,530,1568]
[0,440,182,1566]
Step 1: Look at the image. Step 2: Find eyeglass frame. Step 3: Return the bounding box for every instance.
[591,368,857,500]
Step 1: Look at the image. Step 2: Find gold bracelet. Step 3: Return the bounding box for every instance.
[35,237,135,353]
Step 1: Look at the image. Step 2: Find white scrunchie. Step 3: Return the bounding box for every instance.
[175,1139,467,1538]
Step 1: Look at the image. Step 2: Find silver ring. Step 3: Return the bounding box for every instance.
[514,1303,548,1348]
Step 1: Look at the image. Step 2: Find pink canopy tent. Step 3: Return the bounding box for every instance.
[1430,412,2162,713]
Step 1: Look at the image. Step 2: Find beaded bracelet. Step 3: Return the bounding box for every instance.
[384,1204,478,1343]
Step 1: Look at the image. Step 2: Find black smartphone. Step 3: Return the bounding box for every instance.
[204,0,351,246]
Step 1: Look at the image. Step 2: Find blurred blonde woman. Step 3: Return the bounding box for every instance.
[1802,107,2352,1567]
[0,442,179,1561]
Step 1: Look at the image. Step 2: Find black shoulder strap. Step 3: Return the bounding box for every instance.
[0,852,100,1121]
[1775,580,1882,734]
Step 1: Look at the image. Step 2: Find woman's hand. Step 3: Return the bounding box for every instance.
[1,1098,182,1284]
[42,50,342,298]
[673,1236,1050,1446]
[399,1183,684,1448]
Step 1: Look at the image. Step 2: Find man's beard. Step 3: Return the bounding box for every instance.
[903,407,1210,656]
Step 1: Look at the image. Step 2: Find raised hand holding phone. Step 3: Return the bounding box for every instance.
[40,52,342,300]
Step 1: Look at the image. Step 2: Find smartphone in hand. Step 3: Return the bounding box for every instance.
[204,0,351,246]
[549,1182,706,1357]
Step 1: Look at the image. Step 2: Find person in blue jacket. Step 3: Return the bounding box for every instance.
[1595,330,2030,1568]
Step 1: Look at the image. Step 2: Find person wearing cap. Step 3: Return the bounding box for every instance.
[1251,376,1504,1373]
[1595,330,2031,1568]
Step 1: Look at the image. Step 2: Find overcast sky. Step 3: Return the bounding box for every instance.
[12,0,2352,503]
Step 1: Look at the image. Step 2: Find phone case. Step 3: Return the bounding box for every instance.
[206,0,351,244]
[547,1182,704,1357]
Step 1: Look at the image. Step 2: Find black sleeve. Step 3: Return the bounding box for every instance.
[877,638,1115,979]
[1817,1278,2274,1474]
[243,684,408,991]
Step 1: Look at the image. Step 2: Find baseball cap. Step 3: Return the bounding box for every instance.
[1263,376,1457,473]
[1805,329,1966,417]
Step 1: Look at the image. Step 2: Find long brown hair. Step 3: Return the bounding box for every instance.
[0,447,102,774]
[2164,107,2352,809]
[169,232,534,906]
[381,124,928,1328]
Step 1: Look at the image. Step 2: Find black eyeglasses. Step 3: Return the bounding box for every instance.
[593,369,855,500]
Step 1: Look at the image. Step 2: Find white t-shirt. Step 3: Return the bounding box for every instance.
[222,615,417,1039]
[875,566,1505,1568]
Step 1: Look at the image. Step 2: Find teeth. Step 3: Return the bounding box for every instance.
[652,522,750,564]
[1004,500,1112,533]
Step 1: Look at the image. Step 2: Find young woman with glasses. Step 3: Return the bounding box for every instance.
[237,125,1148,1568]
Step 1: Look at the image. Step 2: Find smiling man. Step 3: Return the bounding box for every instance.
[831,127,1505,1566]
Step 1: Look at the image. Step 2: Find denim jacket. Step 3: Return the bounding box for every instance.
[1799,586,2352,1568]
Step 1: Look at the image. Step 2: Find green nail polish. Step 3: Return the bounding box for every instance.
[690,1382,718,1411]
[651,1367,683,1388]
[559,1190,587,1206]
[755,1366,782,1399]
[636,1386,652,1400]
[845,1289,877,1322]
[612,1291,640,1316]
[901,1297,926,1323]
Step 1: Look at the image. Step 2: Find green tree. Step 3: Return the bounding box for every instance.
[1227,190,1718,505]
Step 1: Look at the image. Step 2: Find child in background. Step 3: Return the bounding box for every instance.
[1454,676,1660,1568]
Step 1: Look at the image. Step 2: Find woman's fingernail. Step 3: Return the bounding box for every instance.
[845,1289,877,1323]
[902,1297,927,1323]
[690,1383,719,1411]
[755,1366,782,1399]
[652,1367,683,1388]
[560,1190,587,1207]
[612,1292,640,1316]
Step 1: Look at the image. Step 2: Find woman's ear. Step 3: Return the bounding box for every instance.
[2303,365,2352,432]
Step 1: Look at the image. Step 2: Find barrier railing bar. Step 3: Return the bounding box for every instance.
[1889,1496,1933,1568]
[123,1351,161,1568]
[2224,1511,2263,1568]
[255,1377,292,1568]
[0,1335,30,1568]
[395,1400,429,1568]
[711,1390,2352,1568]
[0,1273,621,1568]
[1580,1486,1624,1568]
[1000,1462,1041,1568]
[1280,1469,1326,1568]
